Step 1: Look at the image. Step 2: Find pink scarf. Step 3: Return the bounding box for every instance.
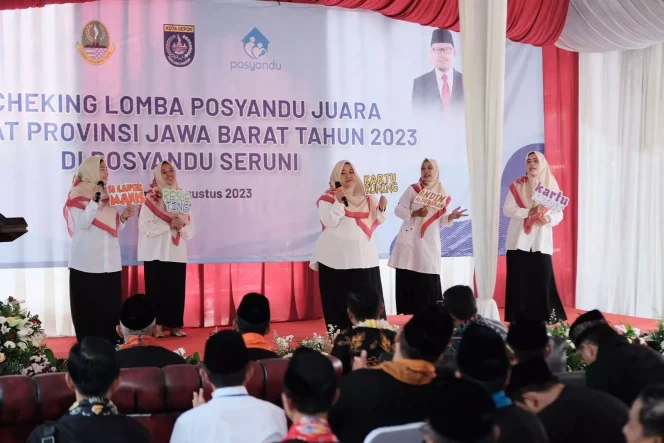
[410,158,451,237]
[63,156,119,237]
[143,161,190,246]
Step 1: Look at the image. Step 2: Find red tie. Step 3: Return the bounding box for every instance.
[441,73,450,112]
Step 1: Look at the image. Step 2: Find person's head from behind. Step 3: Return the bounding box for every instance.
[396,305,453,363]
[116,294,156,340]
[441,285,476,327]
[429,29,456,73]
[423,377,498,443]
[346,289,381,325]
[506,319,550,365]
[67,337,120,400]
[457,323,510,395]
[235,292,271,336]
[569,309,616,365]
[202,330,251,388]
[282,348,338,422]
[624,385,664,443]
[509,357,560,415]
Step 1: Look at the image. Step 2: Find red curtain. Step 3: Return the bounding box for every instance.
[272,0,570,46]
[541,46,579,309]
[0,0,93,10]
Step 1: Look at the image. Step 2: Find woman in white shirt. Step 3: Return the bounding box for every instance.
[139,161,194,338]
[503,151,566,323]
[388,158,466,314]
[310,160,388,331]
[64,156,135,344]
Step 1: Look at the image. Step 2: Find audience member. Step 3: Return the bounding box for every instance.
[281,348,340,442]
[457,323,548,443]
[28,337,151,443]
[235,292,279,360]
[328,305,453,443]
[441,285,507,352]
[509,356,628,443]
[623,384,664,443]
[115,294,186,368]
[570,309,664,406]
[506,319,567,373]
[422,377,498,443]
[170,330,287,443]
[330,289,396,374]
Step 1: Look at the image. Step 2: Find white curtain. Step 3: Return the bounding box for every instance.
[577,44,664,318]
[557,0,664,52]
[457,0,506,320]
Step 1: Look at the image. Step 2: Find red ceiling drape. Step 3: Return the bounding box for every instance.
[0,0,93,10]
[272,0,570,46]
[3,0,579,323]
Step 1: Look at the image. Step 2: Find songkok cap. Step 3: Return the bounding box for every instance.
[402,305,453,361]
[283,347,337,402]
[237,292,271,324]
[120,294,156,331]
[431,29,454,47]
[204,330,249,375]
[507,319,549,351]
[458,323,509,382]
[506,357,556,397]
[429,378,495,441]
[569,309,607,348]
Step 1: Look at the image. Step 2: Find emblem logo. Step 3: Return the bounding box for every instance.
[242,28,270,59]
[164,24,195,68]
[76,20,116,65]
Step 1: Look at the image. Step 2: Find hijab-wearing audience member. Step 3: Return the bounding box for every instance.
[235,292,279,360]
[28,337,150,443]
[281,348,340,443]
[509,356,628,443]
[623,384,664,443]
[170,331,287,443]
[457,324,548,443]
[570,309,664,406]
[329,305,453,443]
[422,377,498,443]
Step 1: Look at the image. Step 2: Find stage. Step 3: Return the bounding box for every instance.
[44,308,663,359]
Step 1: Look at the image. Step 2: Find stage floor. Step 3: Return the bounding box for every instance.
[44,308,663,358]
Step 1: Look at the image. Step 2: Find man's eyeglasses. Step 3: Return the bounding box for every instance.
[432,47,453,55]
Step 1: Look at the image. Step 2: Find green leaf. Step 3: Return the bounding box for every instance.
[44,348,57,366]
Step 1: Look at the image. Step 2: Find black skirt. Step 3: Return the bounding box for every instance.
[69,268,122,344]
[505,249,567,323]
[395,268,443,315]
[144,260,187,328]
[318,263,385,331]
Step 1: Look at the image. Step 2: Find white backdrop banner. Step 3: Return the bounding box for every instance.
[0,0,544,268]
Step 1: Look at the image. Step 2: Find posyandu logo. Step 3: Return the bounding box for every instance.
[231,27,281,72]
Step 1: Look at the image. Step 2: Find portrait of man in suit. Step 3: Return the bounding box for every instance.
[412,29,464,116]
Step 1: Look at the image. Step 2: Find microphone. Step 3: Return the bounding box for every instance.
[94,181,104,203]
[335,181,348,207]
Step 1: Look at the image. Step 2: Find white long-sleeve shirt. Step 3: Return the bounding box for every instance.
[310,199,387,271]
[170,386,288,443]
[68,202,126,274]
[503,191,563,255]
[137,204,193,263]
[388,185,453,275]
